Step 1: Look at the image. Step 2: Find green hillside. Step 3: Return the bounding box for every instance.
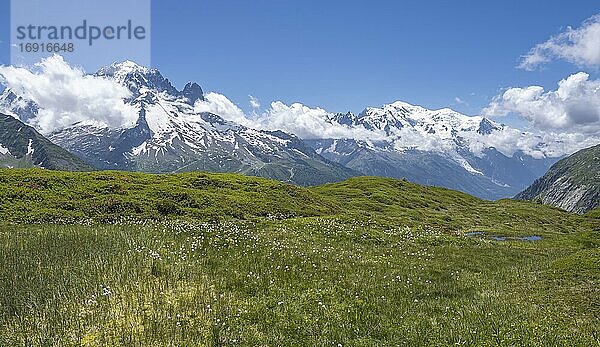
[0,169,599,346]
[0,169,336,223]
[586,207,600,218]
[516,144,600,213]
[0,114,94,171]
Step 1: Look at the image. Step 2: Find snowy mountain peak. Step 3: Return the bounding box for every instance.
[352,100,504,138]
[40,62,358,186]
[95,62,205,106]
[310,100,558,199]
[478,118,500,135]
[332,112,357,126]
[97,60,151,77]
[350,101,479,136]
[388,100,429,113]
[96,61,178,96]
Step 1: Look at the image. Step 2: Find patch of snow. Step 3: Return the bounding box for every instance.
[454,156,483,175]
[26,139,35,156]
[131,141,148,156]
[291,148,309,158]
[0,143,10,155]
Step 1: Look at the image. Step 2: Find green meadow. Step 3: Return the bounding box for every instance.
[0,169,598,346]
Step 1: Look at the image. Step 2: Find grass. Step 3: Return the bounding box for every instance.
[0,169,336,222]
[0,169,599,346]
[587,207,600,219]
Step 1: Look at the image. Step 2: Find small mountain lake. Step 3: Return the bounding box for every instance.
[465,232,542,242]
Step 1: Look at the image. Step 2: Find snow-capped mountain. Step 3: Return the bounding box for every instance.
[0,61,356,185]
[0,60,559,198]
[306,101,558,199]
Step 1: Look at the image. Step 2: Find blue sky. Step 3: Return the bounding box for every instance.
[0,0,599,118]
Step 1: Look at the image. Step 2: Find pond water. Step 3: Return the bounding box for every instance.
[464,232,542,242]
[519,235,542,241]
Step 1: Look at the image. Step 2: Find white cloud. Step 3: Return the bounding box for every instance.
[393,127,452,153]
[255,101,383,140]
[519,14,600,70]
[199,96,384,140]
[483,72,600,133]
[193,93,382,140]
[0,54,137,133]
[193,92,255,127]
[249,95,260,109]
[462,127,583,159]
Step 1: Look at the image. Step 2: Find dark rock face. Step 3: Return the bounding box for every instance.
[181,82,204,105]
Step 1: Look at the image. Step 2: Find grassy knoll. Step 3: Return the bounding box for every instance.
[0,169,598,346]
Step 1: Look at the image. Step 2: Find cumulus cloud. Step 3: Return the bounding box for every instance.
[0,54,137,133]
[193,92,255,127]
[198,95,384,140]
[519,14,600,70]
[254,101,383,140]
[483,72,600,133]
[482,71,600,156]
[394,130,450,152]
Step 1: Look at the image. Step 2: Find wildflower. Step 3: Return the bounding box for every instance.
[101,285,111,297]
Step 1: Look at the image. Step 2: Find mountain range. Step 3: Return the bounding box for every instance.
[305,102,558,199]
[1,62,356,186]
[0,61,569,199]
